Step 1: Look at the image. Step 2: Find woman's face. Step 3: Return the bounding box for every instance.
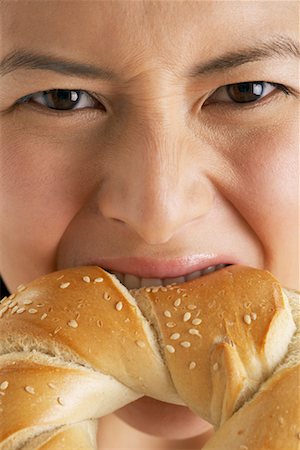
[0,0,299,440]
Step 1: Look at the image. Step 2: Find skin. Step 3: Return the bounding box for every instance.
[0,0,299,446]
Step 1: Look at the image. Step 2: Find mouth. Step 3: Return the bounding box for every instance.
[105,263,232,290]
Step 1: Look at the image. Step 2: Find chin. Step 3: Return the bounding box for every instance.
[115,396,213,439]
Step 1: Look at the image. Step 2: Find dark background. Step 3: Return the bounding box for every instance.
[0,277,10,299]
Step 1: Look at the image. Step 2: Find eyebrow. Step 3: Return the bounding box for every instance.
[189,34,300,77]
[0,50,118,80]
[0,34,299,80]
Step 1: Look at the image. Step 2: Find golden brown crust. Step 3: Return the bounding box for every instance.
[132,265,296,425]
[203,364,300,450]
[0,266,179,402]
[0,264,298,449]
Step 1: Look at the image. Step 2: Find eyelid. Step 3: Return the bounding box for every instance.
[203,81,292,107]
[16,89,106,112]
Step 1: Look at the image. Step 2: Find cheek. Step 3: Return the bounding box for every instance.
[0,134,90,283]
[225,122,299,284]
[237,127,297,233]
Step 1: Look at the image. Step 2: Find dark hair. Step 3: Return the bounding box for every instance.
[0,277,10,299]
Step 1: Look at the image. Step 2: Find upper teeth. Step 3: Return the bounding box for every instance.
[108,264,228,290]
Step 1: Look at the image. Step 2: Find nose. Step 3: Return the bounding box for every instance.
[96,124,215,245]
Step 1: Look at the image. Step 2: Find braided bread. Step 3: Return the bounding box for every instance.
[0,265,299,449]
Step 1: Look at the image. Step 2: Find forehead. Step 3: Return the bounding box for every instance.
[1,1,298,77]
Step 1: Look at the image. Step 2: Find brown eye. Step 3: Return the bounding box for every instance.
[40,89,82,110]
[17,89,106,112]
[226,82,265,103]
[203,81,290,107]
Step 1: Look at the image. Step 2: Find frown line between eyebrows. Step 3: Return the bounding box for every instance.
[0,34,299,81]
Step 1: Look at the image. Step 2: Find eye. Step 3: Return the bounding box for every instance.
[204,81,290,106]
[16,89,106,112]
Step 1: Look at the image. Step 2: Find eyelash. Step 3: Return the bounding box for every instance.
[15,81,292,116]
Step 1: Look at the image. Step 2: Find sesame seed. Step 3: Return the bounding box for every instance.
[8,300,17,308]
[56,275,64,280]
[278,416,285,425]
[96,319,103,327]
[183,312,191,322]
[40,313,48,320]
[192,318,202,325]
[0,306,8,318]
[145,287,151,292]
[9,294,16,300]
[36,304,45,307]
[187,304,197,310]
[103,292,111,301]
[189,328,201,336]
[94,277,104,283]
[243,314,252,325]
[189,361,196,370]
[24,386,35,395]
[47,383,56,389]
[11,305,19,314]
[161,287,168,292]
[0,381,9,390]
[136,340,146,348]
[166,322,176,328]
[213,362,219,371]
[174,298,181,307]
[68,320,78,328]
[0,296,7,302]
[251,312,257,321]
[54,326,62,334]
[17,284,26,292]
[151,287,160,293]
[115,301,123,311]
[28,308,38,314]
[244,302,252,309]
[170,333,181,340]
[166,345,175,353]
[82,276,91,283]
[57,397,65,405]
[23,299,33,305]
[124,318,130,323]
[16,307,25,314]
[164,310,172,318]
[239,446,248,450]
[60,282,70,289]
[180,341,191,348]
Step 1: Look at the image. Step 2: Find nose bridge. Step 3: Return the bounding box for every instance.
[102,123,213,245]
[136,130,181,217]
[97,72,214,244]
[125,66,184,126]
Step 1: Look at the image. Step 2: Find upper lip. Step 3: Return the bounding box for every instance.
[86,255,238,278]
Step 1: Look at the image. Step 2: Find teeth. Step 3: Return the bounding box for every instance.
[202,265,217,275]
[163,276,185,287]
[109,264,228,290]
[185,270,201,281]
[123,273,140,289]
[140,278,162,288]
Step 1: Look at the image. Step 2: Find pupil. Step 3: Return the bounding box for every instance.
[44,90,79,110]
[227,82,264,103]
